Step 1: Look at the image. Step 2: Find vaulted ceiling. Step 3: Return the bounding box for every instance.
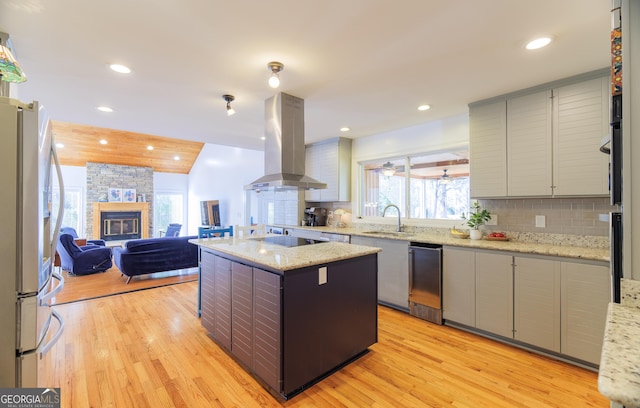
[1,1,610,164]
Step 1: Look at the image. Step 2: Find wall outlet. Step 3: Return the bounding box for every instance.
[486,215,498,226]
[318,266,327,285]
[535,215,546,228]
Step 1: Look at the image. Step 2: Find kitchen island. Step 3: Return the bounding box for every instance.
[190,236,381,399]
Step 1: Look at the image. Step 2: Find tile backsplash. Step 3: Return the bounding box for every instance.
[478,197,615,237]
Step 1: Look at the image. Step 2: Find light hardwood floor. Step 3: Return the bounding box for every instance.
[41,281,608,407]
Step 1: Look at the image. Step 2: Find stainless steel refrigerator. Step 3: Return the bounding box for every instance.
[0,96,65,387]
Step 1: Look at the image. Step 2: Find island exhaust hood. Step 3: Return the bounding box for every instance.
[245,92,327,190]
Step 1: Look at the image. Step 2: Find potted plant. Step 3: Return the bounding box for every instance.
[461,202,492,240]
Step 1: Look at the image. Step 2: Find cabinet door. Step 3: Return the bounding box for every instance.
[304,142,323,202]
[305,138,351,202]
[553,76,610,196]
[469,101,507,197]
[507,90,553,196]
[514,257,561,352]
[475,252,513,338]
[442,247,476,327]
[561,261,610,365]
[213,256,232,350]
[351,236,409,310]
[231,262,253,368]
[253,268,282,392]
[200,250,216,334]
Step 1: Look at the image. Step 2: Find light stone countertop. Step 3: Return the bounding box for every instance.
[189,236,381,272]
[282,226,610,262]
[599,279,640,408]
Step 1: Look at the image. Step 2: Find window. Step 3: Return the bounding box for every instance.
[361,152,469,220]
[154,192,184,235]
[52,187,83,234]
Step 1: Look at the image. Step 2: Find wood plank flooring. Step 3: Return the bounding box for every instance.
[41,281,608,407]
[52,266,198,304]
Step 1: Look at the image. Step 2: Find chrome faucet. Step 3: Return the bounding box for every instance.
[382,204,402,232]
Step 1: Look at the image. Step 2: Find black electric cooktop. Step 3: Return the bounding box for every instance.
[262,236,328,248]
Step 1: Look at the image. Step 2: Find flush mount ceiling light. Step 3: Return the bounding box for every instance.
[525,37,552,50]
[440,169,451,184]
[267,61,284,88]
[222,94,236,116]
[0,32,26,83]
[381,161,396,177]
[109,64,131,74]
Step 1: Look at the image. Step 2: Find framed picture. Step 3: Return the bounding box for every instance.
[108,188,122,202]
[123,188,137,203]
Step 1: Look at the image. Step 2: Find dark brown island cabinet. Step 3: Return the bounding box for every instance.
[199,247,378,399]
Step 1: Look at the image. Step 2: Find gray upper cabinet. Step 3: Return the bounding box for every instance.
[305,137,352,202]
[470,71,609,198]
[552,77,610,196]
[507,90,553,196]
[469,101,507,197]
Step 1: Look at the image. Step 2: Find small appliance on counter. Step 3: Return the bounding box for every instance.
[304,207,328,226]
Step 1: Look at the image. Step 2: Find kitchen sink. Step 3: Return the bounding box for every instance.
[362,230,411,237]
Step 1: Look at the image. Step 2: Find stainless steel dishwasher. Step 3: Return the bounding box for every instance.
[408,242,443,325]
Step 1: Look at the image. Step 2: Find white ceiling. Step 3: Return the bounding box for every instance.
[0,0,610,152]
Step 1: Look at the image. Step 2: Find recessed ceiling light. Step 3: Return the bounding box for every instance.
[97,106,113,112]
[109,64,131,74]
[173,155,180,161]
[55,143,64,148]
[340,127,350,132]
[99,139,108,145]
[418,105,431,111]
[525,37,552,50]
[147,145,154,151]
[260,136,266,140]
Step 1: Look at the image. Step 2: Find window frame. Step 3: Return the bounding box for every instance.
[357,153,470,225]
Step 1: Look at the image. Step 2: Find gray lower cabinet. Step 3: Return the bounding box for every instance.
[475,251,513,338]
[560,261,610,364]
[350,236,409,311]
[513,257,561,352]
[442,247,475,326]
[443,246,609,365]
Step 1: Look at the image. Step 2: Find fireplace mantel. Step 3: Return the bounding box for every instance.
[93,202,149,240]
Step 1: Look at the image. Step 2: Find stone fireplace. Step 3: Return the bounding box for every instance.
[93,202,149,241]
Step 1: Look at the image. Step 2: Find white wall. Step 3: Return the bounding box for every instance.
[351,114,469,162]
[187,143,264,235]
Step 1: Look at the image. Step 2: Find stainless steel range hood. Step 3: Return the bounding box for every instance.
[245,92,327,190]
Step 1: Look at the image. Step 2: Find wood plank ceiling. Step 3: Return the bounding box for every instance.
[51,121,205,174]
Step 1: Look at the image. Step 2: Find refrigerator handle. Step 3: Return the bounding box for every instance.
[39,309,64,357]
[41,271,64,306]
[50,142,65,269]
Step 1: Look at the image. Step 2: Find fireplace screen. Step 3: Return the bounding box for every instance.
[100,211,142,241]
